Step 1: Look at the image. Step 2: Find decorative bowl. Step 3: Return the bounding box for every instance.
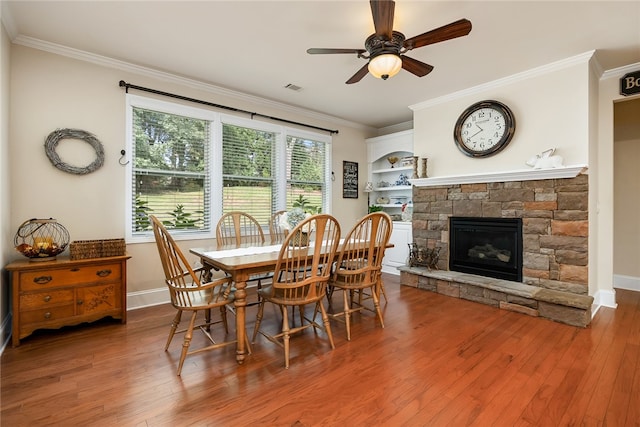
[14,218,70,261]
[390,196,408,204]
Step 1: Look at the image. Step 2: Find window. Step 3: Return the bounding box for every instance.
[221,122,276,225]
[126,95,331,241]
[126,95,214,241]
[286,135,328,212]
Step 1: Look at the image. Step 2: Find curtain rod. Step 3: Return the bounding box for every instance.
[118,80,339,135]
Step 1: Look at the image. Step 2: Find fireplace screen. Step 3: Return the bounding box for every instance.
[449,217,523,282]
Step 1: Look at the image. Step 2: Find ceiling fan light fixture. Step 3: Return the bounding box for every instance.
[368,54,402,80]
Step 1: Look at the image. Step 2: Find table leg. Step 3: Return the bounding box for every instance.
[233,271,249,364]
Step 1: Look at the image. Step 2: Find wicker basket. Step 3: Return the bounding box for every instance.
[70,238,126,260]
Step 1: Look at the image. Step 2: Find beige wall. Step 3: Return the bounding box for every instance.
[8,44,372,306]
[410,56,590,177]
[613,99,640,278]
[1,19,12,347]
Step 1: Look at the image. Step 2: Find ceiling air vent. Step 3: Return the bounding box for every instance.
[284,83,302,92]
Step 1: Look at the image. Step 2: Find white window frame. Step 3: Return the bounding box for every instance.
[217,114,284,226]
[284,128,332,214]
[125,95,332,243]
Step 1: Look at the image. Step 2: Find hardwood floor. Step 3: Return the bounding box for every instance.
[2,274,639,426]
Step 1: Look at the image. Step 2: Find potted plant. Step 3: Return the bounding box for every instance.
[292,194,321,214]
[279,195,319,245]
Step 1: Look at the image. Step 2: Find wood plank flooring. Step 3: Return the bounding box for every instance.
[2,274,639,426]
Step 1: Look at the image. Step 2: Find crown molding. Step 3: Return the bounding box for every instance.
[410,51,596,111]
[12,35,373,132]
[601,61,640,80]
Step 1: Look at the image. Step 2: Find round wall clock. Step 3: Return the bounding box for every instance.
[453,100,516,158]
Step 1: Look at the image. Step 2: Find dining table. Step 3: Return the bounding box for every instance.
[190,239,394,365]
[189,242,287,364]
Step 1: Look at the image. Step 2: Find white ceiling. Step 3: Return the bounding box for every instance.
[3,1,640,129]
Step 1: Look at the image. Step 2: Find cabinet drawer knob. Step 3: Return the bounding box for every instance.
[77,300,84,305]
[96,269,112,278]
[33,276,52,285]
[44,312,51,319]
[43,295,51,302]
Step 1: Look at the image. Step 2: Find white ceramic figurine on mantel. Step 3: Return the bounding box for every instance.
[526,148,564,169]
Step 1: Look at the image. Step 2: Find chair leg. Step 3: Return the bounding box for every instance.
[317,301,335,350]
[290,306,297,326]
[252,300,265,343]
[219,305,228,334]
[282,306,291,369]
[372,286,385,329]
[177,311,198,376]
[165,310,182,351]
[245,332,252,355]
[377,277,388,303]
[205,308,211,331]
[326,284,334,304]
[342,289,352,341]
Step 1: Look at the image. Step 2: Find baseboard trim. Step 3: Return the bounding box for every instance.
[591,288,618,318]
[382,265,401,276]
[0,313,12,356]
[613,274,640,292]
[127,287,170,310]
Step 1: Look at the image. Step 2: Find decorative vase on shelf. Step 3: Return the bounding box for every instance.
[401,204,412,222]
[411,156,419,179]
[387,156,399,168]
[420,157,428,178]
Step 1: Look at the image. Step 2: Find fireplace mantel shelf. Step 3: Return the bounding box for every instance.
[410,164,588,187]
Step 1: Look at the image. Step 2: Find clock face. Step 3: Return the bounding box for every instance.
[454,100,515,158]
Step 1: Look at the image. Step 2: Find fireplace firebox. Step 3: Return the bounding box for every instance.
[449,217,523,282]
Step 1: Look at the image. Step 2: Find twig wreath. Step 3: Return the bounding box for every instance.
[44,128,105,175]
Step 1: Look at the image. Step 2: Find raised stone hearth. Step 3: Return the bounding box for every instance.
[399,267,593,327]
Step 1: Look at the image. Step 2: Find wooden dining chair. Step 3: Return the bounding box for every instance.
[252,214,341,368]
[328,212,392,341]
[215,211,269,305]
[151,215,246,376]
[269,210,287,244]
[216,211,265,248]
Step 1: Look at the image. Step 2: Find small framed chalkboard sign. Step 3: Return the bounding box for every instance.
[342,161,358,199]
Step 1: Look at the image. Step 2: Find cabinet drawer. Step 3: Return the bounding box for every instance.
[19,263,122,291]
[20,289,75,310]
[77,284,120,315]
[20,304,75,325]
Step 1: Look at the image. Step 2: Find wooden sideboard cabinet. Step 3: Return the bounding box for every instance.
[6,255,130,346]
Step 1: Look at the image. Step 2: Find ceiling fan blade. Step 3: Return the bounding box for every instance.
[307,48,366,55]
[370,0,395,39]
[404,18,472,50]
[346,63,370,84]
[401,56,434,77]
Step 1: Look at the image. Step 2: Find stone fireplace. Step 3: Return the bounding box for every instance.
[399,167,594,327]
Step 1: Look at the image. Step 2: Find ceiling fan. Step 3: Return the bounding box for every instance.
[307,0,472,84]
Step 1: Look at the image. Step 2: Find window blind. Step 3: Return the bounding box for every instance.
[221,123,276,226]
[131,107,210,233]
[286,135,327,212]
